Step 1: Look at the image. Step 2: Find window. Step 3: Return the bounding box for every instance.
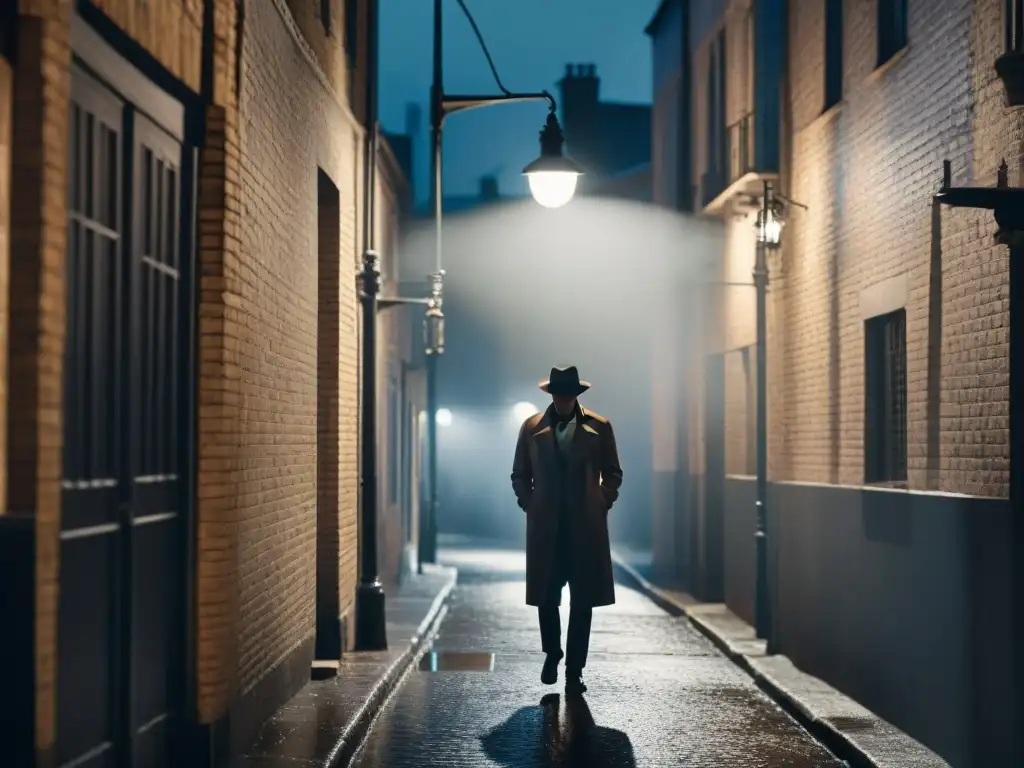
[388,375,400,505]
[864,309,907,485]
[1007,0,1024,52]
[877,0,908,66]
[824,0,843,109]
[403,399,414,541]
[320,0,332,34]
[703,30,727,188]
[345,0,358,69]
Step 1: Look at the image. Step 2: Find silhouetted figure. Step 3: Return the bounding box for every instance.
[511,366,624,696]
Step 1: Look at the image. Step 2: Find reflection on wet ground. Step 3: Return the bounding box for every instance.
[352,544,844,767]
[420,651,497,672]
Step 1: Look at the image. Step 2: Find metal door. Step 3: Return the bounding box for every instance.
[59,61,187,768]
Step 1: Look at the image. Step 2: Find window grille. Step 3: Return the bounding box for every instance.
[864,309,908,484]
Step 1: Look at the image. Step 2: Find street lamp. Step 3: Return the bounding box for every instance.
[755,200,784,249]
[356,0,387,652]
[751,182,773,652]
[420,0,583,568]
[523,112,584,209]
[750,181,803,655]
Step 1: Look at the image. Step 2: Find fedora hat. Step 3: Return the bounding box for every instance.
[539,365,591,397]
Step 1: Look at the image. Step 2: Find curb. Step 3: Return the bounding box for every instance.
[327,566,457,768]
[611,553,879,768]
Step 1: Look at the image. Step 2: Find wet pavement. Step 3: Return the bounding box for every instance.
[352,544,844,767]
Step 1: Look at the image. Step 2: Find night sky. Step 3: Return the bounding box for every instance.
[379,0,660,206]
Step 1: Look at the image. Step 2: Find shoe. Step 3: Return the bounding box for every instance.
[541,653,561,685]
[565,671,587,697]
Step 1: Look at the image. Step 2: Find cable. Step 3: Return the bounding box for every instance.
[453,0,512,96]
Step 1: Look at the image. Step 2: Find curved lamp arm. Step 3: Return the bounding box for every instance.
[441,0,558,120]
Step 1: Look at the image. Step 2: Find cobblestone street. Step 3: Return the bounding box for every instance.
[352,543,844,767]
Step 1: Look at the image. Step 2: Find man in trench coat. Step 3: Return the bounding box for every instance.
[510,365,623,696]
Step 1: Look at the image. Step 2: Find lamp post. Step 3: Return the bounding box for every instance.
[355,0,387,651]
[420,0,584,567]
[752,181,781,653]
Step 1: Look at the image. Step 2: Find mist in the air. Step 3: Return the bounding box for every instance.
[401,195,724,553]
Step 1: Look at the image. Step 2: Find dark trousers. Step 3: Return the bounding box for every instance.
[537,531,593,673]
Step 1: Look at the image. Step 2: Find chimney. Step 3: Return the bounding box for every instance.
[479,175,499,201]
[405,102,422,137]
[557,62,599,152]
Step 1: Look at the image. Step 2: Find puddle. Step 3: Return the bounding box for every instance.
[419,651,495,672]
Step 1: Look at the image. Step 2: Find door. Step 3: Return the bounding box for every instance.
[58,61,188,768]
[701,353,726,601]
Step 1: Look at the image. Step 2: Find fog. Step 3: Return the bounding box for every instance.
[401,196,724,552]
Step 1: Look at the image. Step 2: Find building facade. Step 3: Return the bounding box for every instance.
[0,0,417,765]
[649,0,1020,763]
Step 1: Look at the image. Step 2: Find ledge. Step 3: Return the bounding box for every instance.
[702,170,780,216]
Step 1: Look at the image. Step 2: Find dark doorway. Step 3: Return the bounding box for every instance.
[59,55,190,767]
[315,169,344,660]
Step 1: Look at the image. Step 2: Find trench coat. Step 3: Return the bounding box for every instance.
[510,404,623,608]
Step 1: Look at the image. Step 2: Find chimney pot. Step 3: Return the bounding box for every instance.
[564,63,573,77]
[479,175,499,201]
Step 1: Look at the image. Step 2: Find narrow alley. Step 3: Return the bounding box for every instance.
[351,542,843,767]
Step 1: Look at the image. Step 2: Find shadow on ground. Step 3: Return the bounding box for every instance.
[481,694,636,768]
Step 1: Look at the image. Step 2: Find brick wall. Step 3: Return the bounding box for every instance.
[231,0,362,700]
[774,0,1017,496]
[195,0,244,722]
[8,3,73,756]
[88,0,203,91]
[695,0,1017,497]
[7,0,409,756]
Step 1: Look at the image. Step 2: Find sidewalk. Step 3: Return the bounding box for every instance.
[351,541,850,766]
[230,564,457,768]
[611,552,950,768]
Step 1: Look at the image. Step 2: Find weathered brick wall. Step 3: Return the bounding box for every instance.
[88,0,203,90]
[775,0,1017,496]
[8,2,73,755]
[194,0,244,723]
[233,0,362,697]
[960,0,1020,495]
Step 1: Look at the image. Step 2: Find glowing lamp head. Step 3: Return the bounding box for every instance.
[435,408,453,427]
[755,205,784,248]
[522,111,584,209]
[526,171,579,209]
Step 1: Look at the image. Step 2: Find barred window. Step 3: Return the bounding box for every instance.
[864,309,907,485]
[877,0,908,66]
